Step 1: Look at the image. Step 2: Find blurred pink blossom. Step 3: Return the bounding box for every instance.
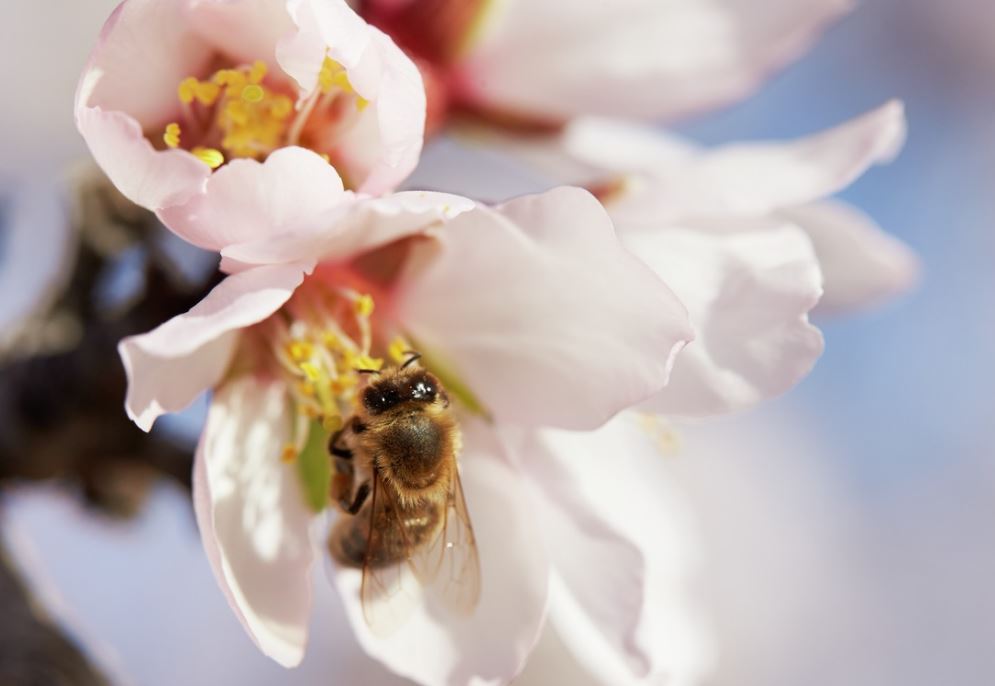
[413,102,914,417]
[365,0,853,123]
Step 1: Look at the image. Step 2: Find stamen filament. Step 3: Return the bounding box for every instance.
[286,88,321,147]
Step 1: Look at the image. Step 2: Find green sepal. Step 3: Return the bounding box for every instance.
[296,420,332,513]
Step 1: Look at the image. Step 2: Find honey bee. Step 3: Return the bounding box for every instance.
[327,353,481,633]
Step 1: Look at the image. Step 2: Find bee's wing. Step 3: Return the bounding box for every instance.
[360,468,481,634]
[359,476,423,636]
[410,467,481,616]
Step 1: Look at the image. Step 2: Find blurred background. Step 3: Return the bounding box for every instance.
[0,0,992,684]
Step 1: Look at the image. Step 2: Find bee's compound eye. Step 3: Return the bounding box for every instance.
[363,384,401,414]
[412,380,434,400]
[408,374,437,402]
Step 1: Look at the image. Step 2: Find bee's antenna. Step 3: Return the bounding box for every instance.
[401,352,422,369]
[356,368,381,375]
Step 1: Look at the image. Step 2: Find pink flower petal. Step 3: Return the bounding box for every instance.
[119,262,310,431]
[457,0,851,121]
[157,147,348,252]
[395,187,693,430]
[278,0,426,192]
[194,375,315,667]
[515,415,714,684]
[278,0,374,94]
[783,201,921,315]
[73,0,217,211]
[76,107,211,211]
[219,191,473,270]
[628,222,824,416]
[186,0,297,71]
[76,0,213,127]
[337,31,427,195]
[332,418,549,686]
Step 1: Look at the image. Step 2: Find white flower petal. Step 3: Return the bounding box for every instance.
[448,105,906,232]
[395,187,693,430]
[650,101,907,219]
[218,191,474,270]
[278,0,426,192]
[332,418,550,686]
[511,432,649,678]
[783,201,920,314]
[516,414,715,684]
[157,147,348,252]
[628,222,824,416]
[120,262,310,431]
[194,376,315,667]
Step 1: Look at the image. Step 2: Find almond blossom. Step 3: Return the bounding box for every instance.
[117,152,696,680]
[75,0,425,223]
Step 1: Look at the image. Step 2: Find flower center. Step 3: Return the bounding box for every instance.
[263,284,409,456]
[160,57,368,171]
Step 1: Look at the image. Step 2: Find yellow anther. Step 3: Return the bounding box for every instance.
[194,80,220,106]
[177,77,199,104]
[225,99,250,125]
[356,96,369,112]
[388,337,411,364]
[241,84,265,103]
[212,69,235,85]
[319,153,331,163]
[300,362,321,382]
[249,60,268,84]
[280,443,298,463]
[331,376,356,394]
[322,414,344,433]
[303,405,319,419]
[296,381,316,398]
[214,68,247,95]
[270,95,294,119]
[166,54,355,170]
[319,57,355,94]
[163,122,181,149]
[321,332,341,350]
[355,354,383,372]
[288,340,314,362]
[191,147,225,169]
[354,294,375,318]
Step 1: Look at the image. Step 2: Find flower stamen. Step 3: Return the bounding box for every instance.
[160,56,367,170]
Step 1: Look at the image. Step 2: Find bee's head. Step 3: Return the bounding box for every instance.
[362,369,442,415]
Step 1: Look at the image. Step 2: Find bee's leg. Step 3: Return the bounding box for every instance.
[330,455,356,512]
[328,421,369,513]
[345,481,371,515]
[329,427,353,460]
